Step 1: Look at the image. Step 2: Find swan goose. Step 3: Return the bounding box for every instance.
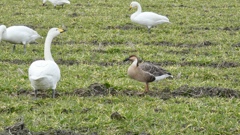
[129,1,170,33]
[43,0,70,8]
[124,55,173,92]
[28,28,65,98]
[0,25,42,53]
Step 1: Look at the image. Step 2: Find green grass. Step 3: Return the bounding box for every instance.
[0,0,240,134]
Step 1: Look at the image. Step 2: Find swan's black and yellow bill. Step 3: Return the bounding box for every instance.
[58,28,66,33]
[129,6,132,11]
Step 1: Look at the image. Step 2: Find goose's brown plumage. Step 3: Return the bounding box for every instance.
[124,55,172,92]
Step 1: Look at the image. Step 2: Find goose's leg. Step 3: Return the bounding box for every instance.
[62,5,64,8]
[52,89,56,98]
[145,83,149,93]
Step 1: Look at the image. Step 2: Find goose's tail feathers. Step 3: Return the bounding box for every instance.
[155,73,173,81]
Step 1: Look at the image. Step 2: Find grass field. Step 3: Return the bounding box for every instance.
[0,0,240,134]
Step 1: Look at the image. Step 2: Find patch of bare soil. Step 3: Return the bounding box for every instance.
[74,83,117,97]
[68,12,79,17]
[145,40,214,47]
[172,85,240,98]
[122,85,239,99]
[189,27,210,31]
[92,49,137,54]
[125,131,150,135]
[1,122,29,135]
[0,122,83,135]
[56,58,79,65]
[13,12,24,16]
[91,40,125,46]
[0,59,30,65]
[17,89,60,99]
[58,59,239,68]
[122,88,172,100]
[72,83,239,99]
[147,61,240,68]
[220,26,240,31]
[166,49,191,55]
[180,61,240,68]
[1,58,239,69]
[105,24,139,30]
[110,112,126,120]
[232,42,240,47]
[17,83,239,99]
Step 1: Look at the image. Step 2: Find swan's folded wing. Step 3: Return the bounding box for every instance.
[137,12,169,22]
[28,60,60,80]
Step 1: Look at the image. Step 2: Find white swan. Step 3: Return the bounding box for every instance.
[28,28,65,98]
[0,25,42,53]
[43,0,70,8]
[129,1,170,33]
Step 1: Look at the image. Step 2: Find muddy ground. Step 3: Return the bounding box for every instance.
[16,83,240,99]
[1,58,240,69]
[1,83,239,135]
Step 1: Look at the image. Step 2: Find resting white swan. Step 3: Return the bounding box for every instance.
[0,25,42,53]
[129,1,170,33]
[28,28,65,98]
[43,0,70,8]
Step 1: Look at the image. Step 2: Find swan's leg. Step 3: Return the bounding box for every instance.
[52,89,56,98]
[12,44,16,52]
[34,89,37,99]
[23,44,27,54]
[148,28,151,34]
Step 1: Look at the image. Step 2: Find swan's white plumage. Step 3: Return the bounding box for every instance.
[29,60,60,90]
[43,0,70,7]
[129,1,170,33]
[0,25,42,52]
[28,28,65,98]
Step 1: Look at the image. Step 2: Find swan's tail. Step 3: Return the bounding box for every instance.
[30,76,45,81]
[157,15,171,24]
[155,73,173,81]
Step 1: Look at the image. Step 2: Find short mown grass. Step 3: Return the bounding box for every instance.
[0,0,239,134]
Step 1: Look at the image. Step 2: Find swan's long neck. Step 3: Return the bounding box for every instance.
[131,3,142,19]
[136,3,142,14]
[44,34,54,61]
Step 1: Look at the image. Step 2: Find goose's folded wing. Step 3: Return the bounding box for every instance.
[139,62,168,76]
